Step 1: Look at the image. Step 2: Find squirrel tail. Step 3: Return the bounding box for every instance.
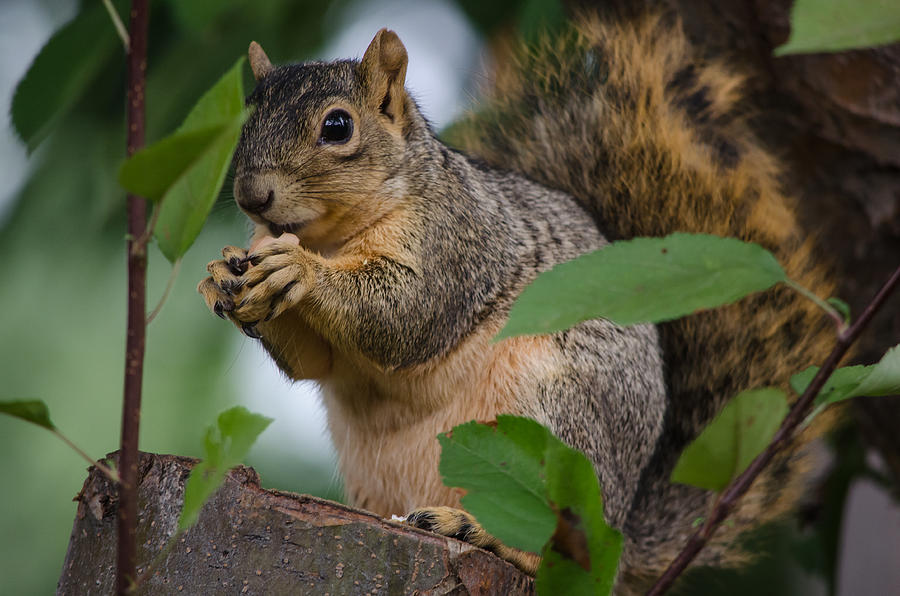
[453,13,838,583]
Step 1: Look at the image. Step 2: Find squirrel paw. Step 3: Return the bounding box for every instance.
[232,238,309,324]
[406,506,541,575]
[199,246,260,335]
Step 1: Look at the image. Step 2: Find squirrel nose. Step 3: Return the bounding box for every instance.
[236,176,275,214]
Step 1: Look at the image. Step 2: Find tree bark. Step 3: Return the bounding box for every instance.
[57,452,533,596]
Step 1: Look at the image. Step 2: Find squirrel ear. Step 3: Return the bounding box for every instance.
[248,41,274,81]
[360,29,408,123]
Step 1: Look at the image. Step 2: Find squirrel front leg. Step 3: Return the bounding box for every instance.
[227,234,426,373]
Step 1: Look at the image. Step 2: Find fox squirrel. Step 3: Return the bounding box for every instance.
[198,12,836,592]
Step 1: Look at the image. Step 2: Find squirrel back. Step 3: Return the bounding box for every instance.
[452,13,836,580]
[202,13,838,592]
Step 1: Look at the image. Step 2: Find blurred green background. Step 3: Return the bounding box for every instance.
[0,1,897,594]
[0,1,489,593]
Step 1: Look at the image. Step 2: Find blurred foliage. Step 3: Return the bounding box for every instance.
[774,0,900,56]
[10,0,123,152]
[0,0,343,592]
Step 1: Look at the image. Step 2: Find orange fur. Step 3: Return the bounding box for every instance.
[324,324,560,514]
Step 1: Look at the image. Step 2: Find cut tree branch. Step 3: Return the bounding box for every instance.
[59,453,534,595]
[118,0,149,594]
[648,263,900,595]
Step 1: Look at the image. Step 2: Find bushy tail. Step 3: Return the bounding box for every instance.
[453,13,838,585]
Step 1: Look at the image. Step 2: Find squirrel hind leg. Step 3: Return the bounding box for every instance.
[405,506,541,575]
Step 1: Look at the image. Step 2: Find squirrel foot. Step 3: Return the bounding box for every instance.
[406,506,541,575]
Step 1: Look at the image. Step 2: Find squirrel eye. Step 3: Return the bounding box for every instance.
[319,109,353,145]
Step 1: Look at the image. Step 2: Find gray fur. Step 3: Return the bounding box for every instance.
[233,55,668,527]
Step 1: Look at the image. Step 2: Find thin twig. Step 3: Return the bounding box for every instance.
[118,1,149,594]
[102,0,130,51]
[146,259,181,325]
[134,202,160,252]
[785,278,848,334]
[53,429,121,483]
[647,263,900,596]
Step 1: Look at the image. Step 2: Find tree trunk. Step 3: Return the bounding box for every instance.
[57,452,533,595]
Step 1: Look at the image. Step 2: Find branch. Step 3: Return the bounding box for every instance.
[102,0,130,51]
[52,429,120,483]
[133,201,159,250]
[648,263,900,596]
[118,1,149,594]
[146,258,181,325]
[784,279,848,335]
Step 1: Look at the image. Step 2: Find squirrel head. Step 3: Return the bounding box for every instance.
[232,30,418,252]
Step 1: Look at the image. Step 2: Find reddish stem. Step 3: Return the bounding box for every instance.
[118,0,149,593]
[647,263,900,595]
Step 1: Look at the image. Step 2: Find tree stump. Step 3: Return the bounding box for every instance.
[57,452,533,595]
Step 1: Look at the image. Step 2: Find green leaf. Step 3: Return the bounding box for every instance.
[671,388,789,492]
[439,415,622,594]
[792,345,900,408]
[856,345,900,397]
[11,1,124,152]
[150,57,247,262]
[118,124,235,201]
[775,0,900,56]
[790,365,871,407]
[498,234,786,339]
[178,58,247,131]
[438,418,557,553]
[178,406,272,531]
[537,434,622,596]
[0,400,56,431]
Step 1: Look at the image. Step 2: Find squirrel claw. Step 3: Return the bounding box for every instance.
[241,323,262,339]
[222,279,243,295]
[227,257,247,275]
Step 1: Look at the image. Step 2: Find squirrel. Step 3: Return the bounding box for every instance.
[198,11,837,592]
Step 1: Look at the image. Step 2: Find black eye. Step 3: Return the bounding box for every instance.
[319,109,353,144]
